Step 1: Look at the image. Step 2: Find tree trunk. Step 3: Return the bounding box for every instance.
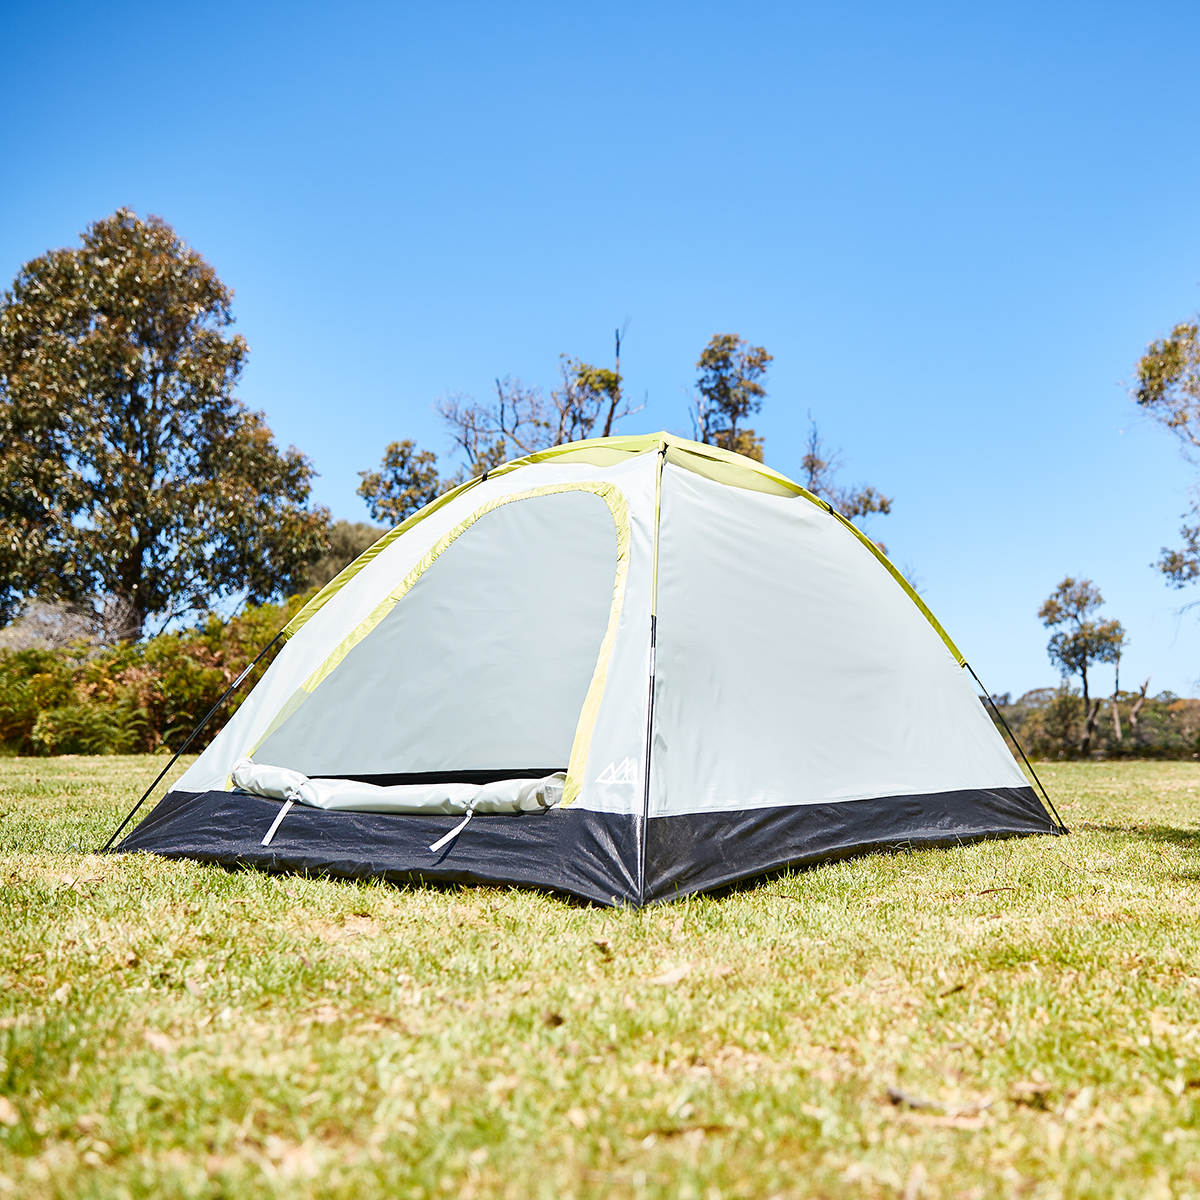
[1082,699,1101,754]
[602,327,621,438]
[1080,668,1094,754]
[103,590,144,643]
[1111,656,1122,741]
[1129,679,1150,737]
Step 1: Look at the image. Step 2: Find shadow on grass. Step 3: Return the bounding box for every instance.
[1079,821,1200,851]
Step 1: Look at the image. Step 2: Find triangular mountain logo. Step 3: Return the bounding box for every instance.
[596,756,638,785]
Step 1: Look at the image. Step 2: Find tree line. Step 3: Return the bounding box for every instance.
[0,209,885,644]
[1009,321,1200,758]
[0,209,1196,758]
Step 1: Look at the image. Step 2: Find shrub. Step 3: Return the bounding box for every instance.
[0,649,77,753]
[31,699,151,756]
[990,686,1200,761]
[0,592,310,756]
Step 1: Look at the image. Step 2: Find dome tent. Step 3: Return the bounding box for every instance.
[111,432,1062,905]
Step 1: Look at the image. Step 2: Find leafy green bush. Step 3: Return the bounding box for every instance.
[0,592,309,756]
[991,687,1200,761]
[0,649,77,753]
[31,699,150,755]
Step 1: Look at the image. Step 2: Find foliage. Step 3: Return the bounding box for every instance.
[5,758,1200,1196]
[360,350,640,522]
[990,685,1199,760]
[1134,320,1200,588]
[692,333,773,461]
[0,209,329,638]
[0,649,75,753]
[362,331,791,530]
[298,520,386,589]
[1038,577,1125,753]
[572,360,625,438]
[0,593,307,756]
[800,415,893,522]
[30,698,150,756]
[437,354,639,477]
[358,441,442,525]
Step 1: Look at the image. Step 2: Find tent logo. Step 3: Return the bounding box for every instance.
[596,757,638,785]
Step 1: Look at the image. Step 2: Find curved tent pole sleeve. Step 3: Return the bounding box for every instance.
[964,661,1066,833]
[98,628,288,853]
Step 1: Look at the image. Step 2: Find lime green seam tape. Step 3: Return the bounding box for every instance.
[660,443,963,665]
[827,510,963,665]
[249,482,632,805]
[284,474,484,640]
[562,484,630,806]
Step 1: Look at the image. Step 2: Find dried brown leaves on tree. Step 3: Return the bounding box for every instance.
[0,210,331,638]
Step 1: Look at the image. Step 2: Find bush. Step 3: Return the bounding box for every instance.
[0,649,77,753]
[0,592,310,756]
[31,699,151,755]
[990,686,1200,761]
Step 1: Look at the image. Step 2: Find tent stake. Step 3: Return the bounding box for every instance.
[964,661,1066,833]
[98,628,287,853]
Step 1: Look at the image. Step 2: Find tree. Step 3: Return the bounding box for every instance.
[357,439,442,524]
[1134,321,1200,589]
[299,520,387,591]
[692,333,773,461]
[799,415,892,521]
[359,344,639,518]
[437,354,636,476]
[1038,577,1126,754]
[0,209,329,639]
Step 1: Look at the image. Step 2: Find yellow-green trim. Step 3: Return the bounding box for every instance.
[285,474,484,640]
[826,509,962,665]
[659,444,962,663]
[251,482,632,805]
[562,485,631,806]
[285,429,962,665]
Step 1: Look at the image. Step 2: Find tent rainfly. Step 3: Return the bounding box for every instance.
[111,433,1063,905]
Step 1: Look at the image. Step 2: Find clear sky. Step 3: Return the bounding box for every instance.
[4,0,1200,697]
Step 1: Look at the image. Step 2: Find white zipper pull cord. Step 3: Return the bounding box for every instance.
[429,808,474,853]
[261,789,300,847]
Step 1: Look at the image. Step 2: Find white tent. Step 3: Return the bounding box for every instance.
[115,433,1060,904]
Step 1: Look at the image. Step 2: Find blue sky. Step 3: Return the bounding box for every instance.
[4,0,1200,697]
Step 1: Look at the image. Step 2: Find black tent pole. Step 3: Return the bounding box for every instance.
[98,628,287,853]
[964,660,1066,833]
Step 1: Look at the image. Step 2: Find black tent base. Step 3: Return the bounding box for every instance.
[110,784,1061,908]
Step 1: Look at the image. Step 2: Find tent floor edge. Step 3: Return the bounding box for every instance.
[113,789,642,908]
[111,784,1055,908]
[640,785,1056,904]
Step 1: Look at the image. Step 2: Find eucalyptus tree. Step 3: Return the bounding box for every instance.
[1135,320,1200,590]
[1039,577,1126,754]
[0,210,328,638]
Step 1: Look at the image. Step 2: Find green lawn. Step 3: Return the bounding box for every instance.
[2,757,1200,1198]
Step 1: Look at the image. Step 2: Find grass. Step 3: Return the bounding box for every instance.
[2,758,1200,1198]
